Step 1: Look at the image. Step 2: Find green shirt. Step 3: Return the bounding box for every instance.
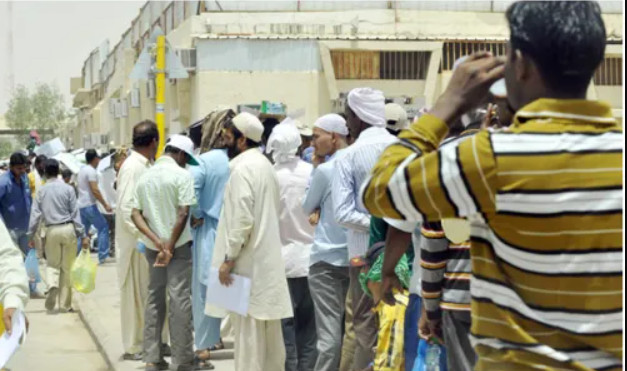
[132,156,196,250]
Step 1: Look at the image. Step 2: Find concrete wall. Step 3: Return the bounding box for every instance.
[191,71,323,125]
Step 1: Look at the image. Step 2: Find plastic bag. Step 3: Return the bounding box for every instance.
[71,249,97,294]
[25,249,41,284]
[412,338,448,371]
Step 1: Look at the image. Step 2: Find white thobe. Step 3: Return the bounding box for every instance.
[207,148,292,320]
[115,150,151,354]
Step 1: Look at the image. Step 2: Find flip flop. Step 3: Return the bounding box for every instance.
[208,340,225,351]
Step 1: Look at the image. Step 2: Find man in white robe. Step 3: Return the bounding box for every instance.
[115,120,159,360]
[207,112,293,371]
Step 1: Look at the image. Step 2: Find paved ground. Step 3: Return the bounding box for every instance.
[5,297,109,371]
[74,257,235,371]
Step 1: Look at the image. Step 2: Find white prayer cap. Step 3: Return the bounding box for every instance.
[267,120,302,163]
[346,88,386,128]
[384,103,408,132]
[490,78,507,98]
[232,112,264,143]
[295,120,313,137]
[313,114,348,136]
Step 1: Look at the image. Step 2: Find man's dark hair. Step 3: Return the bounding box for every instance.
[62,168,73,180]
[35,154,47,166]
[506,1,606,93]
[225,120,261,149]
[9,152,28,167]
[44,159,60,177]
[261,118,280,145]
[132,120,159,147]
[85,149,99,164]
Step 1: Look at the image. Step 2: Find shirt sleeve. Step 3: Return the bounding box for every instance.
[190,164,206,219]
[222,170,255,260]
[178,173,197,207]
[361,114,497,222]
[117,167,141,237]
[87,167,98,182]
[27,190,43,237]
[302,167,327,215]
[0,222,29,311]
[332,155,371,232]
[420,221,448,320]
[68,187,85,237]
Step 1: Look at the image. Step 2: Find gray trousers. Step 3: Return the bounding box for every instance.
[144,244,194,370]
[308,262,350,371]
[443,311,477,371]
[282,277,318,371]
[348,266,377,370]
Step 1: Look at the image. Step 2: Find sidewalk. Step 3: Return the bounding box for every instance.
[74,257,235,371]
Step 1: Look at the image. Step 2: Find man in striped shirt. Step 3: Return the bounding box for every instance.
[362,2,622,370]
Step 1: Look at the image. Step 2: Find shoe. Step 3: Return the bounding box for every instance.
[45,287,58,311]
[99,257,116,265]
[30,291,45,299]
[122,352,143,361]
[161,344,171,357]
[145,361,169,371]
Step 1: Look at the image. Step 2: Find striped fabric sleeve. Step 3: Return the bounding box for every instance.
[362,114,497,222]
[420,221,448,320]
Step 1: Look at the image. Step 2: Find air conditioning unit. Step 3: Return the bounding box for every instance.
[100,134,109,146]
[109,99,117,114]
[130,88,140,108]
[147,79,155,99]
[114,100,122,119]
[176,49,197,71]
[121,100,129,117]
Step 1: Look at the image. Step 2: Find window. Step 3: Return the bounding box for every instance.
[331,50,430,80]
[594,57,622,86]
[441,41,507,71]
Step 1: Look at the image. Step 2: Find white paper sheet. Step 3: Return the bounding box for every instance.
[0,310,26,368]
[205,267,251,317]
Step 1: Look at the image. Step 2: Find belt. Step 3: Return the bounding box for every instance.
[46,221,72,228]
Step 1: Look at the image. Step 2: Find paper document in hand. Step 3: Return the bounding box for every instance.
[0,309,27,368]
[205,267,251,317]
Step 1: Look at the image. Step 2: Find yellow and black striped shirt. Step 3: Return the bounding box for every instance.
[361,99,623,371]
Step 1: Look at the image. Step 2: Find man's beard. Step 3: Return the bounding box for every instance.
[226,142,241,159]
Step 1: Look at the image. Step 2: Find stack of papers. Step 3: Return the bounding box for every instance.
[0,310,27,368]
[205,267,251,317]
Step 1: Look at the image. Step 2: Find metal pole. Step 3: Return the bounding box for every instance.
[155,35,166,157]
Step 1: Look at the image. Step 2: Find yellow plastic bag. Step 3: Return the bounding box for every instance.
[71,249,97,294]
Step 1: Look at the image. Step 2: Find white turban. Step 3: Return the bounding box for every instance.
[313,114,348,136]
[347,88,386,128]
[384,103,408,132]
[232,112,264,143]
[266,119,302,164]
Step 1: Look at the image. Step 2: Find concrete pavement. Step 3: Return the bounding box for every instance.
[74,257,235,371]
[5,297,108,371]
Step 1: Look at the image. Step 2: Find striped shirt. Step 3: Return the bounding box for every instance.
[420,222,471,318]
[332,126,396,259]
[361,99,623,371]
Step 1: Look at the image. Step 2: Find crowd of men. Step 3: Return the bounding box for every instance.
[0,2,622,371]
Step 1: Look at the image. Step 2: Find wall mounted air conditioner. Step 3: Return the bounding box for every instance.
[130,88,140,108]
[176,49,197,71]
[147,79,155,99]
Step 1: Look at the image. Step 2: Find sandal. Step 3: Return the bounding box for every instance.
[194,357,215,370]
[208,339,225,351]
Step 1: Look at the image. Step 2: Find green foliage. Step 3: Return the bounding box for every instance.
[4,83,67,145]
[0,138,16,158]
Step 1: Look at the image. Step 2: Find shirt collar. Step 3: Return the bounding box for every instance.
[355,126,390,143]
[514,99,617,126]
[155,155,180,167]
[131,149,151,166]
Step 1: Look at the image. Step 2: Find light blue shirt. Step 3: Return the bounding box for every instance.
[190,149,230,221]
[331,126,397,259]
[302,149,349,267]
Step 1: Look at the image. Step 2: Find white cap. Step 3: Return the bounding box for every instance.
[295,120,313,137]
[347,88,386,128]
[165,134,199,165]
[232,112,264,143]
[490,78,507,98]
[313,114,348,136]
[267,121,302,163]
[384,103,408,132]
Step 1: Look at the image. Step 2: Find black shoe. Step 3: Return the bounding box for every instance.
[122,352,143,361]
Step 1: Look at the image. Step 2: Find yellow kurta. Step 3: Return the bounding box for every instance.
[114,150,151,354]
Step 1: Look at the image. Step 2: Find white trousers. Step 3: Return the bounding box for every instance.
[232,314,286,371]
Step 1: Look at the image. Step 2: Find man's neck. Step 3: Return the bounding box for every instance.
[133,147,153,161]
[89,163,97,169]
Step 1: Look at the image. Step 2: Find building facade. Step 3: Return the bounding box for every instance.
[68,1,624,150]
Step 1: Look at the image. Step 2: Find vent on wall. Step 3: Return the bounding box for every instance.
[176,49,197,71]
[594,57,622,86]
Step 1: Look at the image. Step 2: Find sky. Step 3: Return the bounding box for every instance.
[0,1,145,114]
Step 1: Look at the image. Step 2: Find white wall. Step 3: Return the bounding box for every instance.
[596,86,623,110]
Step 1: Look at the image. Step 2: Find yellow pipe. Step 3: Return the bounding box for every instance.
[155,35,166,157]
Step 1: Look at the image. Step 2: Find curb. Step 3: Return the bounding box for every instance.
[75,293,116,371]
